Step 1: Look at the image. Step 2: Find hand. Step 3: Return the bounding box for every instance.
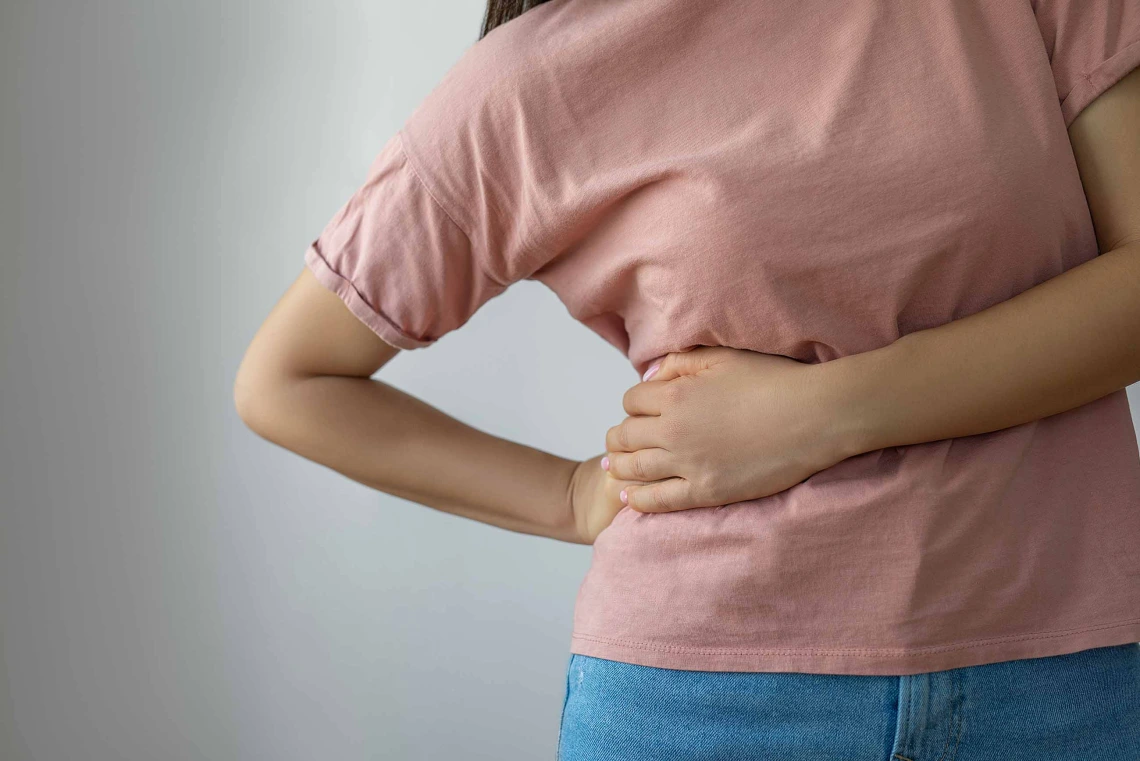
[603,346,857,513]
[567,453,636,543]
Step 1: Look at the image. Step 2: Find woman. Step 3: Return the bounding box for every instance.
[235,0,1140,757]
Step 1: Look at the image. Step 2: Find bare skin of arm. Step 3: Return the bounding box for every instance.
[234,269,627,546]
[605,65,1140,513]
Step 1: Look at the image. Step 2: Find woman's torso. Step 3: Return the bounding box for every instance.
[379,0,1140,674]
[482,0,1140,675]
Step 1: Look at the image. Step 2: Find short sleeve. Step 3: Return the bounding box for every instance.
[1032,0,1140,127]
[303,19,565,350]
[304,131,508,350]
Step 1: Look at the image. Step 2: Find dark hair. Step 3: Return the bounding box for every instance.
[480,0,554,39]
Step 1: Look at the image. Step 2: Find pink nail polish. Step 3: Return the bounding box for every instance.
[601,456,610,470]
[619,489,628,504]
[642,362,661,381]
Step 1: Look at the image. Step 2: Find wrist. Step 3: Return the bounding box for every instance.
[558,457,593,545]
[814,341,901,459]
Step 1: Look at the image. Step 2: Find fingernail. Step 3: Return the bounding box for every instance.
[642,362,661,381]
[619,489,628,504]
[600,456,609,471]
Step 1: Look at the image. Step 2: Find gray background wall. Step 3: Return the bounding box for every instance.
[2,2,1138,761]
[1,2,634,759]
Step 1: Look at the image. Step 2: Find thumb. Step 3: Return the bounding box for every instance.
[642,346,720,383]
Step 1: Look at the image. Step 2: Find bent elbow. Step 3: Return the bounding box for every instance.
[232,373,259,432]
[232,358,280,439]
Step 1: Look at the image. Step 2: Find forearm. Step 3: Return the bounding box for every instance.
[827,241,1140,457]
[238,373,582,543]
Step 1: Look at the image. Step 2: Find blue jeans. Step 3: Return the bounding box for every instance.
[556,643,1140,760]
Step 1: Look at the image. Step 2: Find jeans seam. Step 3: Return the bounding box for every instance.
[933,673,954,761]
[935,707,966,761]
[895,675,912,760]
[935,669,965,761]
[555,654,576,760]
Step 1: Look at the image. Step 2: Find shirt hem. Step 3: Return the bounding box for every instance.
[569,618,1140,675]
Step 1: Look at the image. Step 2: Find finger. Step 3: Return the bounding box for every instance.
[605,447,675,483]
[605,416,666,453]
[598,471,633,524]
[621,379,670,416]
[622,478,698,513]
[646,346,727,383]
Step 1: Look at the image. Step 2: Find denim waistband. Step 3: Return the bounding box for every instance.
[557,642,1140,760]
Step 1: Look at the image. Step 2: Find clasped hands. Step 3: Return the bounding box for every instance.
[568,345,865,544]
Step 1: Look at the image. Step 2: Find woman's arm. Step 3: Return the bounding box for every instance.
[234,267,622,545]
[605,65,1140,513]
[832,247,1140,458]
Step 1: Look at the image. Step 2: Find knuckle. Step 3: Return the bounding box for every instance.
[610,453,627,477]
[605,424,621,451]
[663,378,691,405]
[631,489,651,512]
[621,386,637,414]
[631,451,649,480]
[651,487,671,512]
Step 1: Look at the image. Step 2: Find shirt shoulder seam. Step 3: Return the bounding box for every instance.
[394,129,475,245]
[396,128,550,287]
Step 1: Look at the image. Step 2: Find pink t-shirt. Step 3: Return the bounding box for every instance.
[304,0,1140,675]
